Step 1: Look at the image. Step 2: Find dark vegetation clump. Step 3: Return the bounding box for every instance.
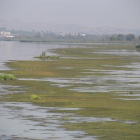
[136,45,140,48]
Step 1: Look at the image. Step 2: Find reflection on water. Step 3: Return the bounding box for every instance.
[0,41,77,70]
[93,49,140,56]
[0,102,97,140]
[0,84,24,95]
[0,102,137,140]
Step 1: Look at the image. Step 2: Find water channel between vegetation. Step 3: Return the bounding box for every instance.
[0,41,140,140]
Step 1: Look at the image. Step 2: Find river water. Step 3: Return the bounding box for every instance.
[0,41,97,140]
[0,41,140,140]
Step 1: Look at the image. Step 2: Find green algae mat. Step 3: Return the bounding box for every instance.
[1,44,140,140]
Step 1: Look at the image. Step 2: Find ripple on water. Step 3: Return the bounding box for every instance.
[0,101,138,140]
[0,102,98,140]
[0,85,25,95]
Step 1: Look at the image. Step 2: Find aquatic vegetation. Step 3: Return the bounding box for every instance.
[66,122,140,140]
[127,91,133,94]
[0,73,16,80]
[34,51,60,59]
[62,50,66,54]
[1,44,140,140]
[30,94,41,100]
[41,51,46,56]
[34,51,47,59]
[46,55,60,59]
[136,45,140,48]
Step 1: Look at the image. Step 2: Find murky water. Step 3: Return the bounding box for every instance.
[0,41,140,139]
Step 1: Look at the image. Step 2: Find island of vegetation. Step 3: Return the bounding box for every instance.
[34,52,60,59]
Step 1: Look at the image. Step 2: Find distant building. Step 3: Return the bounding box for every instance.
[59,33,66,36]
[0,31,14,38]
[80,33,86,37]
[70,33,78,36]
[0,31,11,36]
[6,35,14,38]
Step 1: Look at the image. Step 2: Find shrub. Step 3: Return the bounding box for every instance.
[30,94,41,100]
[34,52,59,59]
[0,73,16,80]
[62,50,66,54]
[41,51,46,57]
[136,45,140,48]
[34,51,47,59]
[38,51,47,58]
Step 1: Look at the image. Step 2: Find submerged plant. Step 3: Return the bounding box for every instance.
[30,94,41,100]
[0,73,16,80]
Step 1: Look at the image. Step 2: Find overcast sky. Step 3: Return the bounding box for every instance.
[0,0,140,29]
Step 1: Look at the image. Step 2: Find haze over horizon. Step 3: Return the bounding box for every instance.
[0,0,140,33]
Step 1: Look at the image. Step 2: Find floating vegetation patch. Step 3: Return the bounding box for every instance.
[61,50,66,54]
[46,55,60,59]
[0,73,16,80]
[30,94,41,100]
[34,51,60,59]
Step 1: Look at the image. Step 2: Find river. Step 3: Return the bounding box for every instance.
[0,41,96,140]
[0,41,140,140]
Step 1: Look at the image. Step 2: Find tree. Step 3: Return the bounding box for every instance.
[136,45,140,48]
[35,32,41,38]
[117,34,124,41]
[126,34,135,41]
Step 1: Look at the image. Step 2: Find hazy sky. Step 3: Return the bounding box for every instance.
[0,0,140,29]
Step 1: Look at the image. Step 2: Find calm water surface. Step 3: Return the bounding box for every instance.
[0,41,75,70]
